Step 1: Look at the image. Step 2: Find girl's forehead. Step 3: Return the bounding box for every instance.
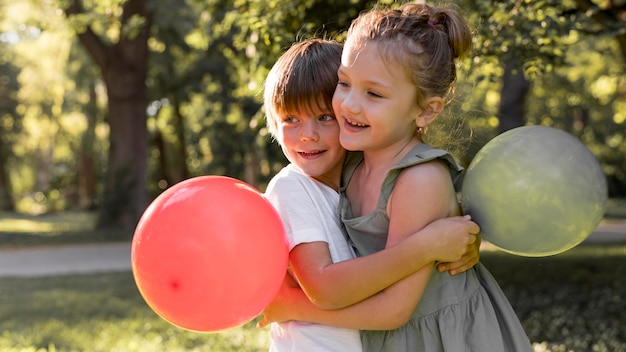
[341,39,370,64]
[341,41,408,84]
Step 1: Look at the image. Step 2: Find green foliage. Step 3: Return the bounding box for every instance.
[2,0,626,212]
[452,0,626,195]
[143,0,378,192]
[462,0,591,75]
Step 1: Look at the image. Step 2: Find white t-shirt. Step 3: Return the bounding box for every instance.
[264,164,362,352]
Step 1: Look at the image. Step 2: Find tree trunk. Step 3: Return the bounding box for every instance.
[152,97,188,190]
[166,95,189,185]
[78,80,98,210]
[497,61,530,134]
[99,62,148,230]
[0,142,14,211]
[65,0,151,232]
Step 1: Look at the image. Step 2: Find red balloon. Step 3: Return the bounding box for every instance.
[131,176,288,332]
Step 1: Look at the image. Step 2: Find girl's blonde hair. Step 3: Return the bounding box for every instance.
[346,2,472,109]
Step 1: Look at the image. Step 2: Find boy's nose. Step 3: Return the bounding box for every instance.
[300,122,319,141]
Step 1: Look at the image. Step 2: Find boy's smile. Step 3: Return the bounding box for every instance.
[276,108,346,190]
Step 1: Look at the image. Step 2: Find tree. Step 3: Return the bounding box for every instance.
[0,44,20,211]
[63,0,151,230]
[462,0,624,110]
[6,0,621,219]
[459,0,626,194]
[64,42,102,210]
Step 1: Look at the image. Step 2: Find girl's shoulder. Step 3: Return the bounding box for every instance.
[389,144,463,187]
[394,159,455,194]
[394,144,462,172]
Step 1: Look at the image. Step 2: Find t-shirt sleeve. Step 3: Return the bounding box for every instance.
[265,174,330,251]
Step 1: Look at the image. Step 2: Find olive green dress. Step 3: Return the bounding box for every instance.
[339,144,533,352]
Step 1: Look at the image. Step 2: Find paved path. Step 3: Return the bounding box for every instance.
[0,220,624,278]
[0,242,132,277]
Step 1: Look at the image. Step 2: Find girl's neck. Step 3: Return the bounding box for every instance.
[360,138,422,175]
[347,138,422,216]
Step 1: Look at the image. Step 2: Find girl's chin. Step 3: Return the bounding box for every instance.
[338,140,362,152]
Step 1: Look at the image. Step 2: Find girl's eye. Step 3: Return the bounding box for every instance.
[337,80,349,88]
[367,91,383,98]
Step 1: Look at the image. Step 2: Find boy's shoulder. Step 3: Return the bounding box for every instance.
[266,164,313,194]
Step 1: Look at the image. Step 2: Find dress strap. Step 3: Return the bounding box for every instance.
[377,144,464,210]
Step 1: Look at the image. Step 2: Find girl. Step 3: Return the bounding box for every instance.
[261,38,480,351]
[332,3,532,351]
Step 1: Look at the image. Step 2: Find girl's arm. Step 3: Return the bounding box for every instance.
[259,161,464,330]
[290,212,478,309]
[258,270,427,330]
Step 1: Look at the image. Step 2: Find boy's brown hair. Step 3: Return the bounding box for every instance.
[264,39,343,140]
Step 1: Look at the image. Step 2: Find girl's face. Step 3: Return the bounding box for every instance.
[275,106,346,189]
[332,41,421,153]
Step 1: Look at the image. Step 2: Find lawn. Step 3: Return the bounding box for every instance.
[0,200,625,351]
[0,273,270,352]
[1,245,625,352]
[482,245,626,352]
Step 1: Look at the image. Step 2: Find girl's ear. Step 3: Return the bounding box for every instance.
[415,96,444,129]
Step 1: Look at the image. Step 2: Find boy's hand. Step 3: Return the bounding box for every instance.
[422,215,480,275]
[436,233,481,275]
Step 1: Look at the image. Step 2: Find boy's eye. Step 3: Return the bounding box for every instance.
[319,114,335,122]
[283,116,299,123]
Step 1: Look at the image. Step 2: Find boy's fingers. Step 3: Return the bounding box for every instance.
[256,317,268,329]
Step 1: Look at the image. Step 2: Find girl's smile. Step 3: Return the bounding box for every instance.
[332,41,422,155]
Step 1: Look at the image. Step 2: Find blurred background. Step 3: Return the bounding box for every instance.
[0,0,624,235]
[0,1,625,351]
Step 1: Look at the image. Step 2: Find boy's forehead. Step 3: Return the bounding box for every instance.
[281,100,334,116]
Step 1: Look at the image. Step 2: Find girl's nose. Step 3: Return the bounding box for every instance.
[339,91,360,115]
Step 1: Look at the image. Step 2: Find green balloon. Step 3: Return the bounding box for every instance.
[461,126,607,257]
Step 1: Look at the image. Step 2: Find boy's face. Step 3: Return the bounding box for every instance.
[275,106,346,189]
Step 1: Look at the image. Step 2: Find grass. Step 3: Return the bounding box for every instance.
[0,211,128,249]
[0,199,624,351]
[0,273,270,352]
[0,211,272,351]
[482,244,626,352]
[1,245,625,351]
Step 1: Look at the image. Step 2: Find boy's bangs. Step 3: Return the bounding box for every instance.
[277,73,335,116]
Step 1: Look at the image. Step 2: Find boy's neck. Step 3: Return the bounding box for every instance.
[312,175,341,192]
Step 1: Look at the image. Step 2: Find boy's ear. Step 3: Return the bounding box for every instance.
[415,96,444,128]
